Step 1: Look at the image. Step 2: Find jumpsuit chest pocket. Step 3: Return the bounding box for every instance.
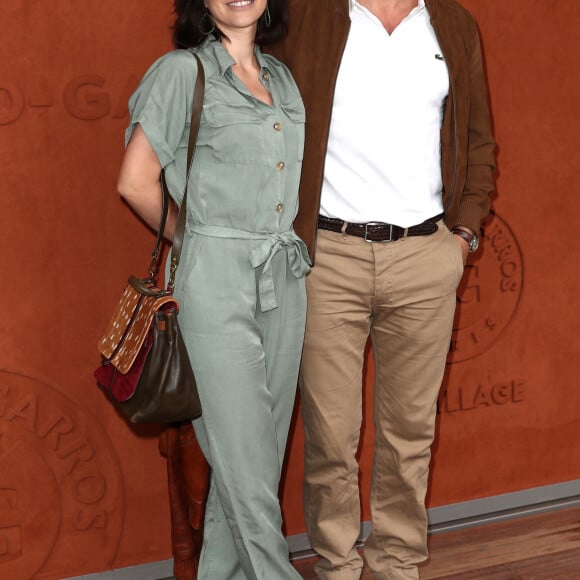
[280,98,305,161]
[201,101,265,164]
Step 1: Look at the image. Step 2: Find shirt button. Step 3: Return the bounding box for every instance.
[276,162,285,171]
[273,122,282,131]
[276,203,284,213]
[263,72,270,81]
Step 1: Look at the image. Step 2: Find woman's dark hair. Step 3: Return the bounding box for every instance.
[173,0,288,48]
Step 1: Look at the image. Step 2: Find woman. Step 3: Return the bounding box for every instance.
[117,1,308,578]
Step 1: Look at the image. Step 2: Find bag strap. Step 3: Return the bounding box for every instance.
[146,53,205,292]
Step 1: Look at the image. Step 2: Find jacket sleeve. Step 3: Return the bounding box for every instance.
[455,21,496,233]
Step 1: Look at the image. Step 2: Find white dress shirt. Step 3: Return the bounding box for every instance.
[320,0,449,227]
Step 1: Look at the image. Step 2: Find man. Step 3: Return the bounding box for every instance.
[271,0,496,578]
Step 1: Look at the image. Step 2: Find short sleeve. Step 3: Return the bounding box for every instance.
[125,50,199,168]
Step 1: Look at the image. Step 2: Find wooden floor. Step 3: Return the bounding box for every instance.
[292,506,580,579]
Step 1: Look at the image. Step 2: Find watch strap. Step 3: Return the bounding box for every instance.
[452,227,478,253]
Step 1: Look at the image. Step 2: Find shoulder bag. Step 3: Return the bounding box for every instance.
[94,54,205,424]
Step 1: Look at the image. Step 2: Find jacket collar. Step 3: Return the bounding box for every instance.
[425,0,437,20]
[334,0,350,16]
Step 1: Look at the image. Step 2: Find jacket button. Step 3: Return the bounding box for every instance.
[276,162,285,171]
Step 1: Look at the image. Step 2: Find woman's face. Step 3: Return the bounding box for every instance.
[205,0,268,37]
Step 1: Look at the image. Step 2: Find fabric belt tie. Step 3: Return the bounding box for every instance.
[188,224,311,312]
[318,213,443,242]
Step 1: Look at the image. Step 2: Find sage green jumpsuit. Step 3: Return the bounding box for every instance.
[126,40,309,580]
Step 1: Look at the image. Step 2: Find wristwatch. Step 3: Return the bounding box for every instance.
[452,227,479,253]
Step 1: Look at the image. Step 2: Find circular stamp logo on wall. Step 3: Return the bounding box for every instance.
[0,370,124,579]
[448,211,524,363]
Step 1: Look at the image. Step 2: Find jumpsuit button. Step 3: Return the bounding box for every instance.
[273,122,282,131]
[276,203,284,213]
[276,162,285,171]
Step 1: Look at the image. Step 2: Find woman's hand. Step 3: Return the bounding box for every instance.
[117,125,177,240]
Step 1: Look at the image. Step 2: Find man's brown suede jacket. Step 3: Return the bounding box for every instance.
[269,0,496,261]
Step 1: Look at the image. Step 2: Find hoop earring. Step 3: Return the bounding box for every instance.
[199,8,215,36]
[264,4,272,28]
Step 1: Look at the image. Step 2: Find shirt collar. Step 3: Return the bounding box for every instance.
[201,38,270,78]
[349,0,425,15]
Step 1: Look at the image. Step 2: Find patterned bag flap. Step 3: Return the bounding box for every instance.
[98,283,177,374]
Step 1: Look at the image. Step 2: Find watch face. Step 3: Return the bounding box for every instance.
[469,235,479,252]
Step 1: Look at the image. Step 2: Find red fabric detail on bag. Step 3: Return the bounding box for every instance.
[94,330,154,402]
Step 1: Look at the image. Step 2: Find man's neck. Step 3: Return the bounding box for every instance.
[356,0,419,34]
[357,0,418,10]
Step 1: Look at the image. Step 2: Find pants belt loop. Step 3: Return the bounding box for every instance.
[340,221,349,235]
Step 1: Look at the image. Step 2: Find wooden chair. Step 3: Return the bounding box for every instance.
[159,422,210,580]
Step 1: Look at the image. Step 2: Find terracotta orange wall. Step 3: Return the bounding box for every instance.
[1,0,579,577]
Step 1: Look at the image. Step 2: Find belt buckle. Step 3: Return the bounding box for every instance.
[364,222,392,243]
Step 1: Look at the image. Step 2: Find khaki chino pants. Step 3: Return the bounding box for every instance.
[300,224,463,580]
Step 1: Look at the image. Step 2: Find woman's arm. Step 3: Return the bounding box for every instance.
[117,125,177,240]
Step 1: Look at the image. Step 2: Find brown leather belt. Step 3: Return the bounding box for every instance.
[318,214,443,243]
